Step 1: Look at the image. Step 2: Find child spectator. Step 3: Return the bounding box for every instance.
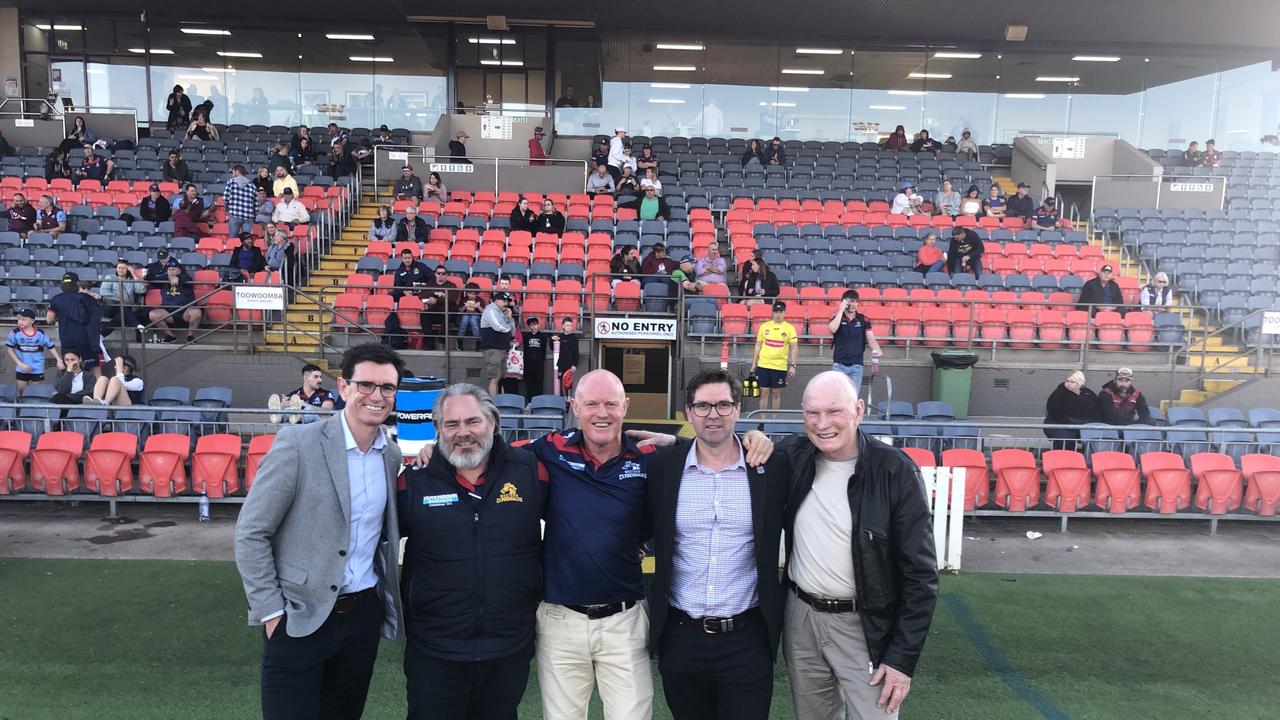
[6,308,62,393]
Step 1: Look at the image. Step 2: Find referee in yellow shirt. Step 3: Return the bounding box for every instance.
[750,300,798,410]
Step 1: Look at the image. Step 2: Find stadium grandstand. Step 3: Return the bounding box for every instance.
[3,2,1280,718]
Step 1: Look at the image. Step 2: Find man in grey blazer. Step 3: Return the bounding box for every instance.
[236,343,406,720]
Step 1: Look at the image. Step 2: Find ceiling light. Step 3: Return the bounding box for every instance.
[908,72,952,79]
[201,67,236,73]
[933,52,983,59]
[217,51,262,58]
[180,28,231,35]
[650,83,691,89]
[869,105,907,111]
[796,48,843,55]
[1004,93,1045,99]
[781,68,824,75]
[34,24,84,31]
[351,56,395,62]
[478,60,524,66]
[1073,55,1121,62]
[648,98,685,104]
[768,86,810,92]
[655,43,704,51]
[1005,24,1028,42]
[468,37,516,45]
[128,48,174,55]
[175,74,219,82]
[1036,76,1080,82]
[771,102,797,107]
[653,65,697,72]
[327,34,376,41]
[887,90,926,96]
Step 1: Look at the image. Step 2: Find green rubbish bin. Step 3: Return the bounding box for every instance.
[931,351,979,419]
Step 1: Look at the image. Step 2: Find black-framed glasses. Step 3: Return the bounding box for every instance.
[689,400,738,417]
[345,379,398,397]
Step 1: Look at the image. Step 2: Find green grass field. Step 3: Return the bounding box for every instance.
[2,558,1278,719]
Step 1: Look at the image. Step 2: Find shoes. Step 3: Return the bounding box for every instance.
[267,394,283,424]
[162,335,177,344]
[287,394,306,424]
[186,334,196,344]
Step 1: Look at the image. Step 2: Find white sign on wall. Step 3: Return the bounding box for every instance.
[233,285,285,311]
[1168,182,1216,192]
[480,115,513,140]
[387,151,409,162]
[429,162,474,174]
[1262,311,1280,336]
[1051,136,1087,160]
[593,317,677,341]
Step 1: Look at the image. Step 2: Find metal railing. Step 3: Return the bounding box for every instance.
[372,148,589,201]
[0,98,63,118]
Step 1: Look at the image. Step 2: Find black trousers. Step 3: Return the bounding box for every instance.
[524,361,545,399]
[260,595,384,720]
[657,608,774,720]
[404,640,533,720]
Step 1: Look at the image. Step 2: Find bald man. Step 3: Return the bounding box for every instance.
[777,372,938,719]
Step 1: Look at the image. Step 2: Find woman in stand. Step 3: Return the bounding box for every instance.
[424,171,448,206]
[172,184,211,239]
[166,85,193,132]
[741,139,765,167]
[369,205,397,242]
[738,256,780,306]
[509,195,537,233]
[1044,370,1100,450]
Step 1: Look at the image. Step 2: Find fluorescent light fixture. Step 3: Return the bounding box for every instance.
[653,65,697,72]
[650,83,691,89]
[1005,24,1028,42]
[35,24,84,31]
[480,60,524,66]
[1036,76,1080,82]
[217,51,263,58]
[869,105,907,111]
[908,72,952,79]
[771,102,796,107]
[934,52,982,59]
[648,98,686,104]
[175,75,219,82]
[796,47,843,55]
[781,68,824,75]
[1004,93,1045,99]
[128,48,174,55]
[180,27,230,35]
[887,90,926,96]
[350,56,395,62]
[467,37,516,45]
[327,33,376,41]
[1073,55,1121,62]
[655,43,704,51]
[768,86,810,92]
[201,67,236,73]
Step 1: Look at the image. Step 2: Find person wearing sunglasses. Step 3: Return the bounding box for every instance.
[1140,272,1174,307]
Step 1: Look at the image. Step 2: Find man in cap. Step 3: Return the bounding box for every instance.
[394,164,424,202]
[479,292,515,396]
[1098,368,1152,426]
[449,132,471,164]
[529,127,548,167]
[1077,264,1124,316]
[607,127,627,184]
[890,181,919,216]
[46,271,103,373]
[272,187,311,227]
[750,300,798,410]
[229,231,267,282]
[1006,181,1036,226]
[671,255,705,295]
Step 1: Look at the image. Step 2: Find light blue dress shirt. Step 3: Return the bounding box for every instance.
[338,411,389,594]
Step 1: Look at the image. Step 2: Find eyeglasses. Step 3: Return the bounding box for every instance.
[345,379,398,397]
[689,400,738,417]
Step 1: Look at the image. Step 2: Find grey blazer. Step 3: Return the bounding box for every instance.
[234,413,404,640]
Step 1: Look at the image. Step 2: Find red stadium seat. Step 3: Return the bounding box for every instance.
[0,430,32,494]
[29,431,84,496]
[395,295,423,332]
[978,308,1008,346]
[1091,451,1141,513]
[244,435,276,492]
[83,432,138,496]
[192,434,243,498]
[1189,453,1243,515]
[1241,454,1280,516]
[364,294,395,330]
[941,448,990,510]
[588,277,612,313]
[332,293,364,330]
[204,290,235,324]
[919,307,949,346]
[552,298,582,326]
[525,279,553,303]
[1007,309,1037,348]
[138,434,192,498]
[345,273,374,296]
[1037,309,1067,347]
[902,447,936,469]
[1065,310,1090,347]
[893,306,922,343]
[1139,451,1192,513]
[721,303,749,337]
[1041,449,1091,512]
[1094,311,1125,351]
[613,282,641,312]
[1124,311,1155,351]
[366,241,393,260]
[991,448,1039,511]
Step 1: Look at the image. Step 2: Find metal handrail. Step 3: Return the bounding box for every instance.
[0,98,63,118]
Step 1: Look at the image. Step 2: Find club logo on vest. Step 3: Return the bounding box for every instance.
[496,482,523,504]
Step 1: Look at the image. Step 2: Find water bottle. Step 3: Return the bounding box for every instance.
[198,493,210,522]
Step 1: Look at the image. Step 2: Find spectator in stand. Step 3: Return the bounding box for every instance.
[266,228,297,285]
[934,179,960,217]
[586,162,616,198]
[947,226,985,276]
[828,289,882,390]
[224,165,258,238]
[606,127,627,184]
[391,249,430,300]
[609,244,642,286]
[617,166,641,195]
[48,272,103,372]
[640,167,663,195]
[1201,139,1222,168]
[419,266,456,348]
[1032,197,1060,230]
[1044,370,1100,450]
[942,136,958,151]
[1097,367,1151,427]
[528,126,547,167]
[149,264,202,343]
[271,188,311,227]
[750,300,798,410]
[61,116,96,153]
[536,198,565,236]
[623,185,671,221]
[372,125,393,146]
[328,140,356,179]
[509,196,537,233]
[914,232,947,275]
[741,139,765,167]
[90,355,144,407]
[982,183,1007,218]
[288,126,310,157]
[457,283,483,344]
[173,184,212,239]
[73,145,108,186]
[254,188,275,225]
[139,183,172,223]
[267,363,338,423]
[1005,182,1036,226]
[290,137,317,170]
[641,242,677,282]
[166,85,193,132]
[1140,272,1174,308]
[44,148,71,182]
[449,131,471,164]
[554,317,579,396]
[143,248,181,286]
[185,110,219,141]
[479,292,515,396]
[591,139,610,170]
[522,316,550,399]
[272,165,299,198]
[229,232,267,282]
[369,205,397,242]
[394,164,424,201]
[325,122,348,146]
[620,145,637,177]
[910,129,942,153]
[1077,263,1124,315]
[958,184,984,218]
[34,195,66,237]
[6,308,62,393]
[890,181,920,216]
[163,150,191,184]
[694,244,727,284]
[636,144,659,174]
[267,144,293,176]
[555,86,579,108]
[738,256,780,306]
[883,125,909,151]
[396,205,430,244]
[425,172,448,206]
[97,259,146,337]
[764,136,787,166]
[671,255,705,295]
[1181,141,1202,166]
[4,192,35,237]
[956,130,978,161]
[351,138,374,163]
[51,350,95,405]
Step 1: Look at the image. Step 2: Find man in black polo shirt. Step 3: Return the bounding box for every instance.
[827,289,882,393]
[1005,182,1036,227]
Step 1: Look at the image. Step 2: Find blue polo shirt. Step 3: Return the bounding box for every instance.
[6,328,55,374]
[520,429,656,605]
[833,312,871,366]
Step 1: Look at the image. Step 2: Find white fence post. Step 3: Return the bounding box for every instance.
[923,466,965,572]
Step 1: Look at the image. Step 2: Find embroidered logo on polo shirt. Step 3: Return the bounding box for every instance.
[619,460,644,480]
[496,482,523,503]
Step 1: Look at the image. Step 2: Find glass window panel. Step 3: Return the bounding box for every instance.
[87,59,148,114]
[50,59,85,108]
[1214,61,1280,152]
[1139,62,1217,151]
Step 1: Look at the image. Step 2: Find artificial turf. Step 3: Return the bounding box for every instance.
[1,558,1278,719]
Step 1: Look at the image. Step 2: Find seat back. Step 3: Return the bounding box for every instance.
[138,433,192,497]
[84,431,139,496]
[192,433,242,498]
[244,434,276,491]
[29,431,86,496]
[0,430,33,494]
[902,446,936,468]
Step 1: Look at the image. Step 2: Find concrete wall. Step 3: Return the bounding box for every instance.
[1011,137,1055,195]
[0,8,21,101]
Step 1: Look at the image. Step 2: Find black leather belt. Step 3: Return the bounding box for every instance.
[333,587,377,614]
[792,584,856,614]
[671,606,759,634]
[565,600,637,619]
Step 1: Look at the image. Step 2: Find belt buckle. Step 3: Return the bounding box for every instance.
[701,617,733,634]
[820,598,838,612]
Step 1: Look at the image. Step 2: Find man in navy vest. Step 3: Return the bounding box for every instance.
[827,289,882,392]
